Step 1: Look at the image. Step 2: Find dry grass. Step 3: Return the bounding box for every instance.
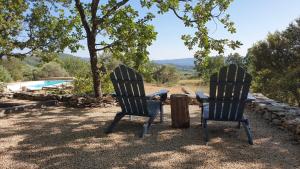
[144,79,209,96]
[144,83,184,95]
[178,79,209,94]
[0,105,299,169]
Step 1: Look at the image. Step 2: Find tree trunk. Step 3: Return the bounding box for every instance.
[87,36,102,98]
[170,94,190,128]
[74,0,102,98]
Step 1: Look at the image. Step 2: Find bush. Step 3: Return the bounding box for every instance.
[73,75,94,95]
[36,62,69,79]
[68,53,116,95]
[153,65,180,85]
[73,73,114,95]
[1,57,33,81]
[0,82,5,93]
[198,55,225,82]
[0,65,12,82]
[139,61,159,83]
[100,75,115,95]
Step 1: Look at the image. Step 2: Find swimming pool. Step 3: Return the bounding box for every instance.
[27,80,72,90]
[7,80,72,92]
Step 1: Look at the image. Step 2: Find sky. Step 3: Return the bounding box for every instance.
[67,0,300,60]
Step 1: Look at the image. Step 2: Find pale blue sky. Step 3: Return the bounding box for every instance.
[67,0,300,60]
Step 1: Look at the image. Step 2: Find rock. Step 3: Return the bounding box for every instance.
[257,103,267,109]
[0,109,5,117]
[266,105,285,112]
[263,112,272,121]
[283,120,298,131]
[272,111,287,117]
[272,119,281,125]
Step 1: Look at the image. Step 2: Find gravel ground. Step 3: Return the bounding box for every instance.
[0,105,299,169]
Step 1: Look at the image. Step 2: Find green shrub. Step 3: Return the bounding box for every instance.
[0,82,5,93]
[1,57,33,81]
[138,62,159,83]
[73,75,94,95]
[72,71,114,95]
[36,62,69,79]
[0,65,12,82]
[198,56,225,82]
[153,65,180,85]
[100,72,114,94]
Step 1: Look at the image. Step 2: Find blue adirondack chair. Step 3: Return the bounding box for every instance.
[196,64,255,144]
[105,64,168,137]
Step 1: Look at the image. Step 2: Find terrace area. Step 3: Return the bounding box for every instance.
[0,104,299,168]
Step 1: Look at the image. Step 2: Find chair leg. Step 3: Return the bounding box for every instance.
[203,119,209,145]
[141,116,156,138]
[241,119,253,145]
[105,112,125,134]
[160,103,164,123]
[237,121,241,129]
[200,105,204,127]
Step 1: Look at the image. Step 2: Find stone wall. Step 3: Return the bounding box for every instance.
[13,92,116,108]
[247,93,300,142]
[0,100,58,116]
[12,92,200,107]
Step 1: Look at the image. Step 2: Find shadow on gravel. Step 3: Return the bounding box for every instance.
[0,106,298,169]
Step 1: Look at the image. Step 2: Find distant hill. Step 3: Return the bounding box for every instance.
[152,58,195,71]
[59,54,196,71]
[59,53,86,59]
[153,58,195,66]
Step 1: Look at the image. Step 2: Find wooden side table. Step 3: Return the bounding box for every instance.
[170,94,190,128]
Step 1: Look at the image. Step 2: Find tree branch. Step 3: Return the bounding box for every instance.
[170,7,197,23]
[75,0,91,35]
[97,0,129,24]
[96,41,120,51]
[91,0,100,34]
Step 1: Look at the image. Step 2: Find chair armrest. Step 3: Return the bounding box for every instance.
[245,93,255,103]
[147,89,169,102]
[196,91,209,103]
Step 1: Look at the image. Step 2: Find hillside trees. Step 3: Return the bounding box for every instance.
[197,53,246,82]
[1,57,32,81]
[0,65,12,82]
[36,62,69,79]
[59,54,91,77]
[246,18,300,106]
[198,55,225,81]
[225,53,244,67]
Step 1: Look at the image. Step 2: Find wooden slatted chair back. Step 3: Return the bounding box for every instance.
[110,64,149,116]
[208,64,252,121]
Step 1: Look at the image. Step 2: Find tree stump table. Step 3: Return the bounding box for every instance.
[170,94,190,128]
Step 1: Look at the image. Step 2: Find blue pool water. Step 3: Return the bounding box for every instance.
[27,80,72,90]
